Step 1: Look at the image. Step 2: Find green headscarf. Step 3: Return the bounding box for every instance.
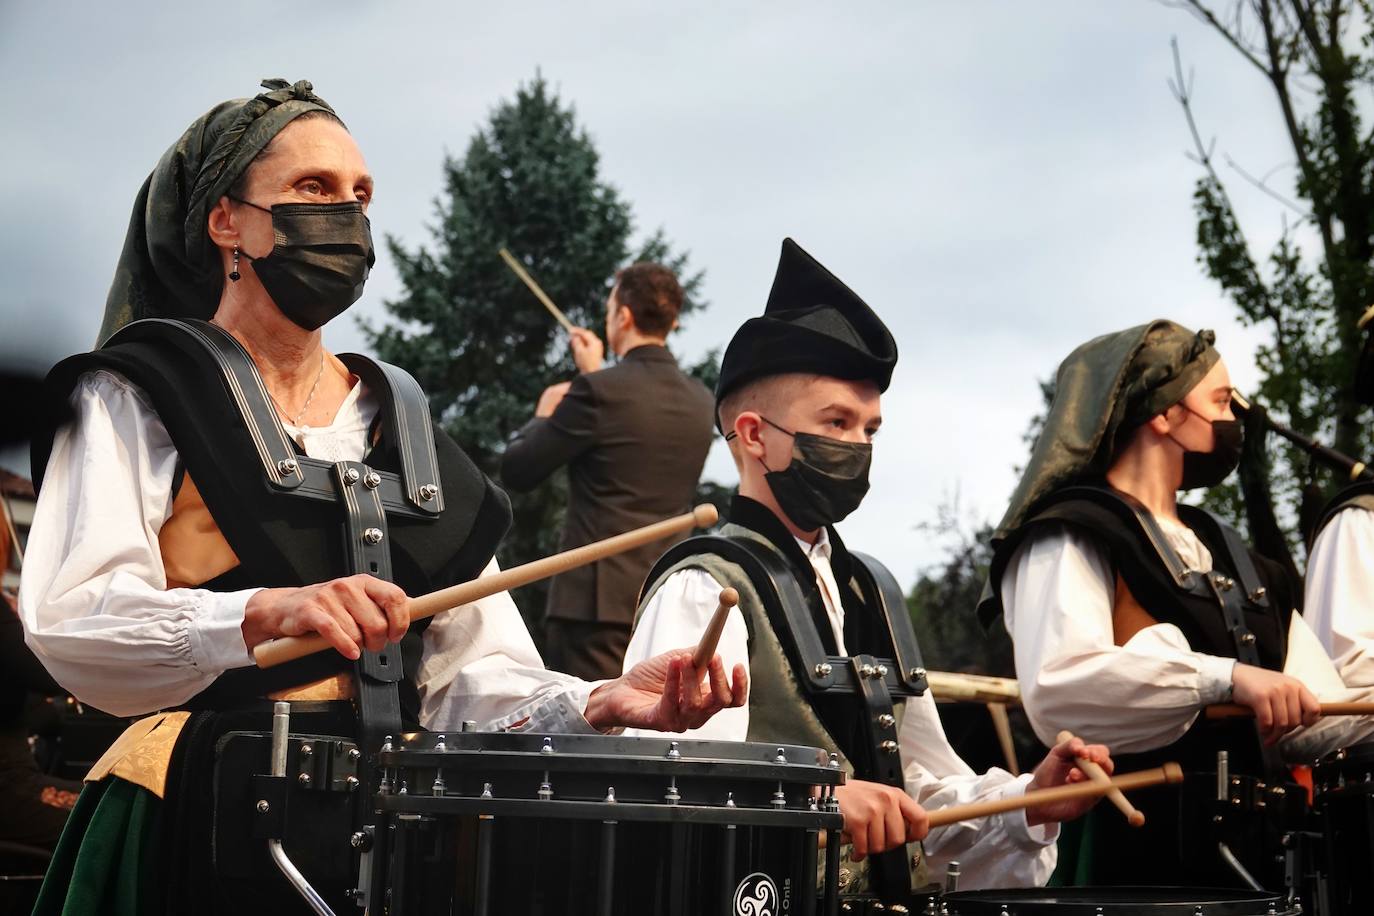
[98,79,340,344]
[991,319,1219,543]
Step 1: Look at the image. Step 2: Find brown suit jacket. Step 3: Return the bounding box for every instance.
[501,345,716,624]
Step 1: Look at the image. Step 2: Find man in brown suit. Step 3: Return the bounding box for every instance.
[501,263,716,679]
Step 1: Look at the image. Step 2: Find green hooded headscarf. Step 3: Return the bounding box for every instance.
[991,319,1220,544]
[98,78,340,344]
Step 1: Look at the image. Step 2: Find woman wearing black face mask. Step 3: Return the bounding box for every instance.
[21,80,744,916]
[977,320,1374,891]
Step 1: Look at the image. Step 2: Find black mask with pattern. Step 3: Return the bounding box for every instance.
[233,198,375,331]
[730,417,872,531]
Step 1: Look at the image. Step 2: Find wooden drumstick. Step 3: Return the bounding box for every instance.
[925,762,1183,829]
[691,588,739,669]
[1205,701,1374,719]
[254,504,719,668]
[1056,729,1144,827]
[498,248,578,335]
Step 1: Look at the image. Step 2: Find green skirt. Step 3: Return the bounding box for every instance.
[31,777,160,916]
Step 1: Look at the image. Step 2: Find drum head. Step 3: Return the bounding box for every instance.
[942,887,1292,915]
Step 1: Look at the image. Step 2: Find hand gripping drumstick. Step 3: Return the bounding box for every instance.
[924,762,1183,829]
[1057,730,1145,827]
[819,761,1183,848]
[691,588,740,670]
[1205,701,1374,719]
[254,504,719,668]
[498,248,578,335]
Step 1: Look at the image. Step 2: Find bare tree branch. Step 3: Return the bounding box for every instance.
[1172,0,1272,72]
[1222,153,1312,213]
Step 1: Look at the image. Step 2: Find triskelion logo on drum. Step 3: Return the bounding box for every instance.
[733,872,780,916]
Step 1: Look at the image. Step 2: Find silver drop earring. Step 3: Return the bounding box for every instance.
[229,244,241,282]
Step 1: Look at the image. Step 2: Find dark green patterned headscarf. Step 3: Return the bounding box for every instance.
[98,79,340,344]
[991,319,1219,542]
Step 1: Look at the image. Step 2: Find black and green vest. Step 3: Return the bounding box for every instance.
[639,495,930,902]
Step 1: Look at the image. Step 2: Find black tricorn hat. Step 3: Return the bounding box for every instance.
[715,238,897,418]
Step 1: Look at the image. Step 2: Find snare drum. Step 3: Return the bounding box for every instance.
[941,887,1299,915]
[374,732,846,916]
[1313,742,1374,914]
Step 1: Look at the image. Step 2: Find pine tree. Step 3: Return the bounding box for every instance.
[363,75,708,627]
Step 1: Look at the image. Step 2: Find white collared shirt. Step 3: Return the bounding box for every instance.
[1001,519,1374,760]
[19,369,598,734]
[622,525,1058,890]
[1304,505,1374,688]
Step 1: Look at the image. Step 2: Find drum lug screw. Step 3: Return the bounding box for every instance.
[298,773,311,787]
[775,747,788,764]
[538,771,553,801]
[419,483,439,501]
[541,737,555,755]
[278,458,299,476]
[665,777,680,804]
[431,772,445,796]
[382,735,394,752]
[726,792,736,808]
[378,772,391,795]
[256,799,270,814]
[828,753,841,769]
[363,471,381,489]
[667,741,681,760]
[363,527,384,545]
[878,714,896,729]
[343,468,361,485]
[480,782,493,799]
[434,735,447,752]
[815,662,833,677]
[397,778,408,796]
[771,781,786,808]
[350,831,372,851]
[605,786,617,803]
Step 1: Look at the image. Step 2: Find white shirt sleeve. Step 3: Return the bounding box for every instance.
[1001,524,1236,753]
[18,371,258,717]
[899,692,1057,887]
[620,567,751,740]
[1304,507,1374,688]
[416,558,599,735]
[1278,611,1374,760]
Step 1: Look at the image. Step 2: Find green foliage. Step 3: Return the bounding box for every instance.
[1172,3,1374,567]
[362,74,707,623]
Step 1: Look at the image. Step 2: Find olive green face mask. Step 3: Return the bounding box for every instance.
[232,198,375,331]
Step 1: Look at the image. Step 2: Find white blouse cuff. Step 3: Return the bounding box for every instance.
[1198,655,1238,705]
[1006,775,1061,848]
[492,683,603,736]
[189,588,260,671]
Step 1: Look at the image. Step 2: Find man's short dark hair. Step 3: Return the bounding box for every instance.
[614,263,683,337]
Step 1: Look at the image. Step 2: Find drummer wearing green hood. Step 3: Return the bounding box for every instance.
[19,79,744,915]
[979,320,1374,889]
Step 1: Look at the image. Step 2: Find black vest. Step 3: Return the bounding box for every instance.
[987,484,1295,775]
[35,318,512,722]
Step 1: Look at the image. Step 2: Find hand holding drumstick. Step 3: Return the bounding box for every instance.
[1057,729,1144,827]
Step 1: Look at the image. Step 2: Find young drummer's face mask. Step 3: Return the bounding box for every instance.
[729,416,872,531]
[1168,403,1244,490]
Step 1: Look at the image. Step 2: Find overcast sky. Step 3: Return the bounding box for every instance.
[0,2,1305,587]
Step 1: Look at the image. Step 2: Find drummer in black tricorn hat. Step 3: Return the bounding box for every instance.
[18,79,745,916]
[624,238,1112,901]
[1305,306,1374,688]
